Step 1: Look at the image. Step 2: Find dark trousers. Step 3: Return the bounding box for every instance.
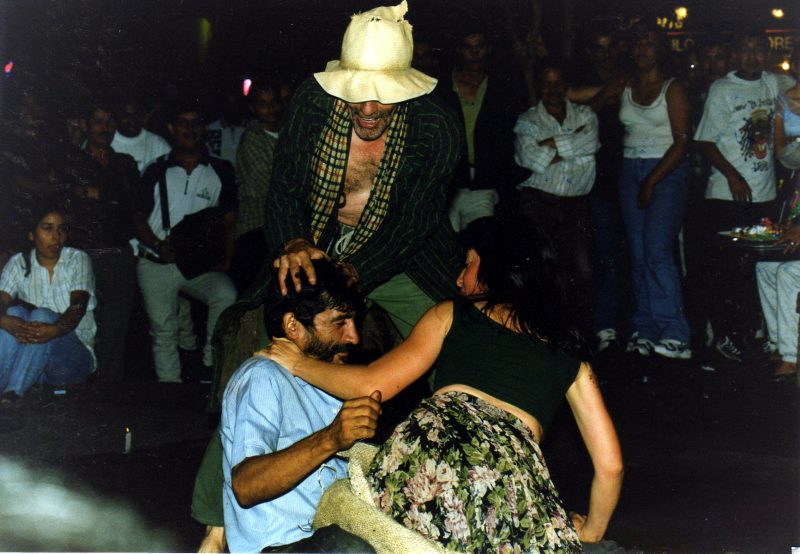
[517,188,594,334]
[262,525,375,553]
[589,193,628,334]
[89,246,136,381]
[702,199,774,338]
[230,228,270,294]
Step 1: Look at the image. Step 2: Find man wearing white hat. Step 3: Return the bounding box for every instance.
[265,0,462,339]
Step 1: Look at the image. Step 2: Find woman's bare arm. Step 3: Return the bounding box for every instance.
[637,80,692,208]
[565,362,624,543]
[264,301,454,400]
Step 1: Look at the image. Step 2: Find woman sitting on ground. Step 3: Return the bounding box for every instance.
[267,216,623,552]
[0,200,97,400]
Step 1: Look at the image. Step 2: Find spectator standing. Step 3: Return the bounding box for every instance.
[513,65,600,334]
[617,27,693,359]
[439,23,526,231]
[230,77,290,292]
[694,31,782,362]
[574,27,629,354]
[69,101,139,381]
[684,37,732,350]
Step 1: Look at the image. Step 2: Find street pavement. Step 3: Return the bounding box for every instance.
[0,348,796,552]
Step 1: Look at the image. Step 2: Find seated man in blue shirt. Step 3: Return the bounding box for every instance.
[220,259,381,552]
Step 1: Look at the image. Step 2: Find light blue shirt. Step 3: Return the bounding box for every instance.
[221,356,347,553]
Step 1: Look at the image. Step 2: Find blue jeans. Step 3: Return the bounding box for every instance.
[0,306,93,396]
[618,158,690,343]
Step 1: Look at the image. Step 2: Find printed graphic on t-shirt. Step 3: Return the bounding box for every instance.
[737,105,774,173]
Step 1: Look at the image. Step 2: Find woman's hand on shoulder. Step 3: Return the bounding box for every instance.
[255,338,305,374]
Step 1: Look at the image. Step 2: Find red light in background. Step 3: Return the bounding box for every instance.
[4,61,13,75]
[242,78,252,97]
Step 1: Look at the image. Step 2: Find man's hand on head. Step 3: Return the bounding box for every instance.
[273,238,329,295]
[324,391,382,452]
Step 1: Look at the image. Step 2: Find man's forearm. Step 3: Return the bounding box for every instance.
[698,141,739,179]
[231,426,337,508]
[132,213,162,250]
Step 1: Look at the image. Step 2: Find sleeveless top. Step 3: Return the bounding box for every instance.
[432,297,581,434]
[620,78,675,159]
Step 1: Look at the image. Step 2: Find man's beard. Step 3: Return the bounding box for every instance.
[304,332,353,362]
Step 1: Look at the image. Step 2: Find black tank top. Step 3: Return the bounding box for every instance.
[432,297,581,433]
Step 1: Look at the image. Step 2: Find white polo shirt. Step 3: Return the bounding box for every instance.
[134,153,236,257]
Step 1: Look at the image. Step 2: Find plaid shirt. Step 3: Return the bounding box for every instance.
[265,78,463,300]
[236,122,278,236]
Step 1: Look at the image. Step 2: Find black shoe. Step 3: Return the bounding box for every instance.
[715,335,744,362]
[198,365,213,385]
[1,391,21,404]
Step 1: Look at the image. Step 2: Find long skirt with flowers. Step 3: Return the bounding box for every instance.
[366,391,582,553]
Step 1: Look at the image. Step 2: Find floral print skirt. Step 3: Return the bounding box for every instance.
[367,391,581,553]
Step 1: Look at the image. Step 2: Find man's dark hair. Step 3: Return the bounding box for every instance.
[263,259,365,338]
[454,18,490,45]
[735,28,769,49]
[247,75,286,102]
[166,95,205,123]
[82,97,115,122]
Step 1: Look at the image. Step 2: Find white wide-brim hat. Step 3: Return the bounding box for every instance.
[314,1,437,104]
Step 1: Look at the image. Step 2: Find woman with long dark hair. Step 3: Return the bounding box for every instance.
[266,216,623,552]
[0,200,96,400]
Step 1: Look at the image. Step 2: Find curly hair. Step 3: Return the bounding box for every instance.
[262,259,365,339]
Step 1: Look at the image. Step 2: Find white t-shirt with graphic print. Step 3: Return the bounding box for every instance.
[694,71,780,202]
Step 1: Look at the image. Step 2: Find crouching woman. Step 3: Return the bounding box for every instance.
[0,202,96,400]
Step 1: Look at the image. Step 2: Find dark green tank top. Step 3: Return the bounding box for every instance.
[432,297,581,434]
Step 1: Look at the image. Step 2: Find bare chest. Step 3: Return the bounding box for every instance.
[338,138,386,226]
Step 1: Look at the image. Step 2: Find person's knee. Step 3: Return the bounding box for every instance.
[776,263,800,286]
[212,284,238,309]
[5,305,29,319]
[29,308,59,324]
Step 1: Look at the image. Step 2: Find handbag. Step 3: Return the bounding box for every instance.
[158,173,225,280]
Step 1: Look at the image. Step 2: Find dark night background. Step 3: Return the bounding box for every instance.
[0,0,795,117]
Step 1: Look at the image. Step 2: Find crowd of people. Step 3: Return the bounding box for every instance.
[0,0,798,551]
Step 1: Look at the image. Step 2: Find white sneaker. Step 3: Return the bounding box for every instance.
[596,328,618,353]
[626,334,654,356]
[653,339,692,360]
